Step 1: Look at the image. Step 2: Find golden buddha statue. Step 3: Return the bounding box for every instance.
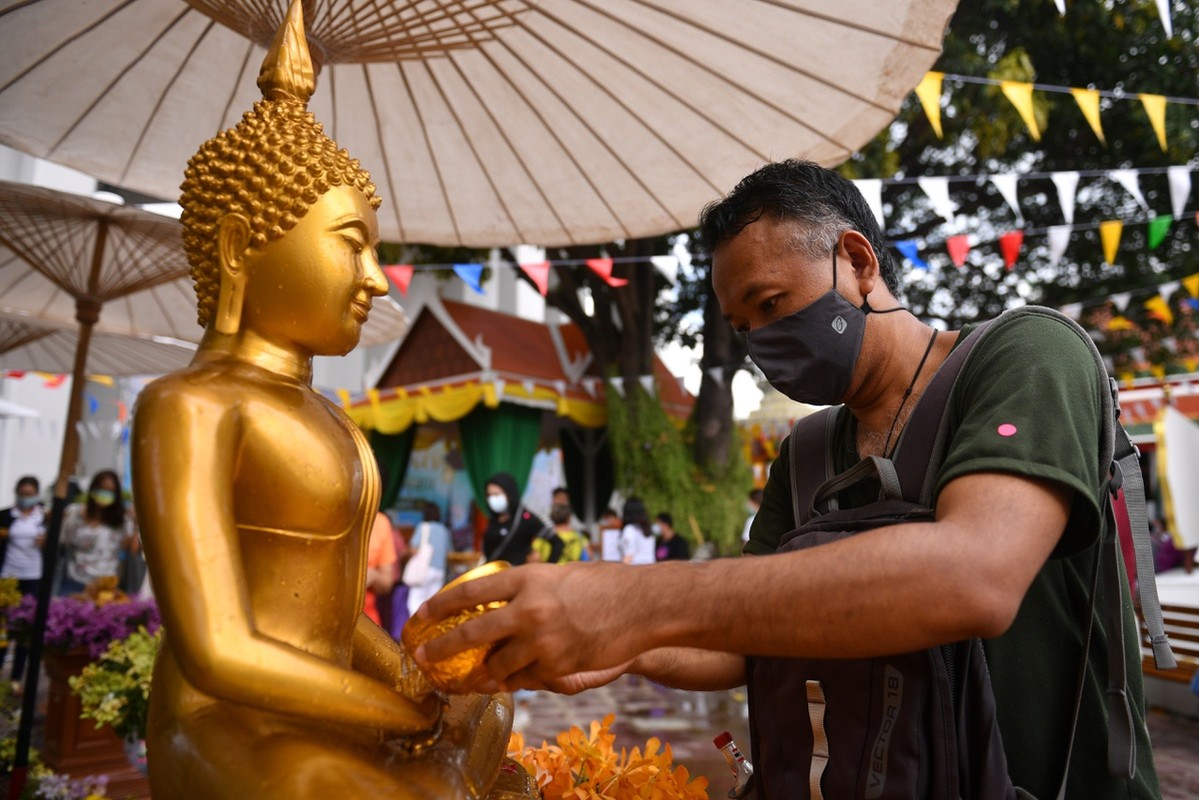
[130,3,532,797]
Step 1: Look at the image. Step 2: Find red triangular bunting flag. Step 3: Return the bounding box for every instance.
[999,230,1024,270]
[946,235,970,268]
[518,261,551,296]
[585,258,627,287]
[382,264,414,295]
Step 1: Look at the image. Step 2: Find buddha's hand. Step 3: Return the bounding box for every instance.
[412,562,647,692]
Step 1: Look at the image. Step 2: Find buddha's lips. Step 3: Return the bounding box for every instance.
[351,300,371,321]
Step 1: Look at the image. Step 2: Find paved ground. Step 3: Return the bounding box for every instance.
[514,675,1199,799]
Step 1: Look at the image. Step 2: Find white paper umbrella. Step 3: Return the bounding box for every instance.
[0,0,958,247]
[0,313,197,375]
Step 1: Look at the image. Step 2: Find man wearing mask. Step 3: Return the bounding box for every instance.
[416,160,1158,799]
[481,472,556,567]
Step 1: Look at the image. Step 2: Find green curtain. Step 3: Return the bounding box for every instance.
[459,402,543,508]
[560,425,614,523]
[370,427,416,510]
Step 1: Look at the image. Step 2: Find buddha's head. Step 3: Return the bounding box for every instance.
[179,0,385,353]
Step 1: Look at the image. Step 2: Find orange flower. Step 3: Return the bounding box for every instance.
[508,714,709,800]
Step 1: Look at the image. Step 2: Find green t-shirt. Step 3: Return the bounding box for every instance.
[745,313,1159,799]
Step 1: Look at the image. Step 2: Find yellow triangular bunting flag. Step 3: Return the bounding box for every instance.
[1070,88,1105,145]
[1183,273,1199,298]
[1145,295,1175,326]
[1099,219,1123,265]
[1139,94,1168,152]
[915,72,945,138]
[1001,81,1041,141]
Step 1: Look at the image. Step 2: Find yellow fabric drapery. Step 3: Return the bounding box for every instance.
[347,380,608,434]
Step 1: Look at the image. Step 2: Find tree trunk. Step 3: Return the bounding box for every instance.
[693,280,745,469]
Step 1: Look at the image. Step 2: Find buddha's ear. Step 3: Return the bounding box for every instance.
[215,214,251,335]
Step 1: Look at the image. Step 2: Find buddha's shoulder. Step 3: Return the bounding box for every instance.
[136,363,322,413]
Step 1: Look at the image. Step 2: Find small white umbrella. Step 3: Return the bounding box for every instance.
[0,0,959,247]
[0,312,197,375]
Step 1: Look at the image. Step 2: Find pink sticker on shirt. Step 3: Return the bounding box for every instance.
[997,423,1018,437]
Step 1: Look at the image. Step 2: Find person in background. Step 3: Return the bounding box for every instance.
[363,503,397,629]
[741,488,763,544]
[0,476,46,692]
[654,512,690,562]
[536,503,590,564]
[59,470,136,596]
[618,497,655,566]
[597,507,622,562]
[482,472,555,566]
[405,502,452,617]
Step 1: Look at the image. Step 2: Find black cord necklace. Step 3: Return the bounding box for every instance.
[883,329,939,458]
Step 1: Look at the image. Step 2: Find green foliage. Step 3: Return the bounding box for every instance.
[69,626,160,741]
[606,384,750,555]
[840,0,1199,326]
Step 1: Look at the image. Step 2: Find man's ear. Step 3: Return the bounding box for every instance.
[214,214,251,335]
[840,230,881,302]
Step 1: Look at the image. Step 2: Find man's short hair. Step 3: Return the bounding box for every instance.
[698,159,899,294]
[655,512,674,528]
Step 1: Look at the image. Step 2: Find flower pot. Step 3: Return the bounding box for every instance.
[42,649,151,798]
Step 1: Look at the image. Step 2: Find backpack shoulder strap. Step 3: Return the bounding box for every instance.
[787,406,839,527]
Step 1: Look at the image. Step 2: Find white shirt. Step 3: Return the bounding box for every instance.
[619,523,656,565]
[1,506,45,580]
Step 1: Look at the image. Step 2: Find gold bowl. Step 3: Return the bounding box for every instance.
[401,561,510,693]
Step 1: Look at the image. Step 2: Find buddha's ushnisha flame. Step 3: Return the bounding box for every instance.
[257,0,316,105]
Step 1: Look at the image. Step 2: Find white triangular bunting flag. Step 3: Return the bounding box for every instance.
[522,380,536,396]
[111,421,122,440]
[1167,166,1191,220]
[1051,172,1080,225]
[917,176,956,223]
[1059,302,1082,320]
[493,379,506,401]
[990,174,1023,223]
[1162,336,1179,353]
[1155,0,1173,37]
[854,179,885,228]
[1111,292,1131,313]
[581,377,597,397]
[650,255,679,285]
[1109,169,1148,212]
[1159,281,1181,300]
[1053,0,1065,13]
[609,378,625,398]
[1047,225,1071,267]
[553,380,566,396]
[707,366,725,388]
[639,375,656,396]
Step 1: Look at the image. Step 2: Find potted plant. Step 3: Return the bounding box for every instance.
[69,627,159,774]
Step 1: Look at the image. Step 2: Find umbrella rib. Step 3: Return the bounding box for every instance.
[219,44,259,134]
[0,326,53,357]
[0,226,80,300]
[0,0,139,95]
[119,17,221,187]
[752,0,943,52]
[46,5,194,157]
[502,19,709,227]
[417,58,530,244]
[444,51,575,245]
[358,65,407,244]
[586,0,898,119]
[544,0,839,150]
[393,61,464,245]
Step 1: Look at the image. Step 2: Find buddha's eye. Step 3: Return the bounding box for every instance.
[341,234,365,255]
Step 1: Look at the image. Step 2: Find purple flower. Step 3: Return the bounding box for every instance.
[9,596,160,659]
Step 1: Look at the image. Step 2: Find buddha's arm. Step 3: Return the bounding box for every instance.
[132,383,437,734]
[351,614,422,688]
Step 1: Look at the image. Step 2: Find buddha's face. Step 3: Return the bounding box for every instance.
[241,184,387,356]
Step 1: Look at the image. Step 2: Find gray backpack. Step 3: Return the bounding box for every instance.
[745,307,1175,800]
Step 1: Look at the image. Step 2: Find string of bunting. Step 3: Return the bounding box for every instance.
[915,68,1196,150]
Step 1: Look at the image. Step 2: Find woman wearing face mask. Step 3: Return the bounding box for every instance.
[481,472,555,567]
[0,476,46,691]
[58,470,137,596]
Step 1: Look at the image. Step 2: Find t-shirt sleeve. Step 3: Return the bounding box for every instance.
[936,314,1104,557]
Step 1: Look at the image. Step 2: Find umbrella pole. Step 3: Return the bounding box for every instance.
[8,291,103,796]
